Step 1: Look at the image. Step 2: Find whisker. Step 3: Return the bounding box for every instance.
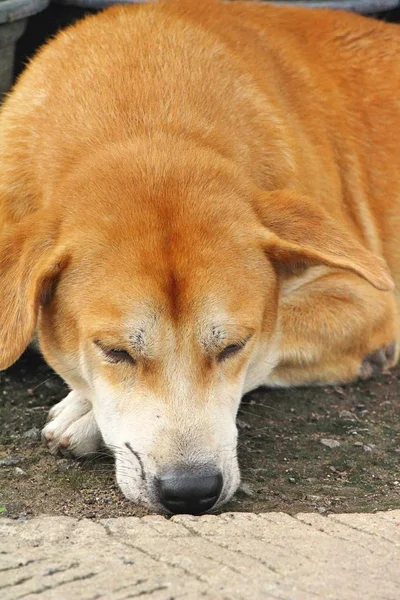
[239,401,278,411]
[30,366,81,392]
[238,409,275,423]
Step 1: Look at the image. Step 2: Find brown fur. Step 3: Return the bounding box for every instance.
[1,0,400,387]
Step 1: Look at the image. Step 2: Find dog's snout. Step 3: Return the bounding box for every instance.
[157,470,223,515]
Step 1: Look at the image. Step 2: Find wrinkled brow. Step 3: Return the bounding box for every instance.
[201,325,253,351]
[200,326,225,352]
[129,328,147,353]
[127,313,158,356]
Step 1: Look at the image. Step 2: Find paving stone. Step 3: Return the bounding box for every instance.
[1,510,400,600]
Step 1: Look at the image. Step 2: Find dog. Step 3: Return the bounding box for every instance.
[0,0,399,514]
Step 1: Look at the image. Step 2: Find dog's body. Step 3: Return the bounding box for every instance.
[0,0,399,513]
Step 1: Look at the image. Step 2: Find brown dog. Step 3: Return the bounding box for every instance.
[0,0,399,514]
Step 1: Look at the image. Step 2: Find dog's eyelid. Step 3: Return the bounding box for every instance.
[216,334,252,363]
[93,340,136,364]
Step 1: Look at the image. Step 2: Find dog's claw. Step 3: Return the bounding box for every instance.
[42,430,54,442]
[59,435,71,449]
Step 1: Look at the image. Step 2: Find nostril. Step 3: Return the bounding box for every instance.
[157,471,223,515]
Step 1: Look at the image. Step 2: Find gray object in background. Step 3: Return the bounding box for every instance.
[0,0,49,98]
[51,0,400,14]
[273,0,400,13]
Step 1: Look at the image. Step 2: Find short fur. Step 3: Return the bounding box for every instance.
[0,0,399,511]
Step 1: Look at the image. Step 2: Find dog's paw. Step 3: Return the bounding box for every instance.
[360,342,397,380]
[42,391,102,457]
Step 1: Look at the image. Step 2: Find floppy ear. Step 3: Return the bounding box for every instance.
[255,190,394,291]
[0,214,68,370]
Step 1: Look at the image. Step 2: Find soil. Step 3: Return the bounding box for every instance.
[0,348,399,519]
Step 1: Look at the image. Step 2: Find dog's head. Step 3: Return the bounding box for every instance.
[0,142,392,513]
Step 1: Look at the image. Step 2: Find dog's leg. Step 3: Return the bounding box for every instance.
[42,391,102,456]
[266,271,399,386]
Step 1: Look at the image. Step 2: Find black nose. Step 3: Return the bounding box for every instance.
[157,471,223,515]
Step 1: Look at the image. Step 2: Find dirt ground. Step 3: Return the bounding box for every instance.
[0,348,399,519]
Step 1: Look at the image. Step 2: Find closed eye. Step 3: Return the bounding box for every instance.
[217,344,243,362]
[94,341,136,365]
[217,338,250,363]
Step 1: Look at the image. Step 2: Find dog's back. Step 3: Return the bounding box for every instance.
[1,1,400,282]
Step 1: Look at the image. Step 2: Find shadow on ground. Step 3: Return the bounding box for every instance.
[0,349,399,519]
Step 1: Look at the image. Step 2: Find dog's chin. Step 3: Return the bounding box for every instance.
[115,459,149,504]
[115,464,171,514]
[213,461,241,512]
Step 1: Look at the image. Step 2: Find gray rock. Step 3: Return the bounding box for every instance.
[307,495,323,502]
[320,438,341,449]
[239,482,254,496]
[23,427,41,442]
[339,410,358,421]
[14,467,27,476]
[0,455,22,467]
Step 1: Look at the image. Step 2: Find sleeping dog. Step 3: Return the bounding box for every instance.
[0,0,399,514]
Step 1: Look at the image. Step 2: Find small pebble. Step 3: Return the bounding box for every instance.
[333,387,345,396]
[57,459,76,471]
[14,467,27,476]
[23,427,41,441]
[339,410,357,421]
[0,456,22,467]
[239,482,254,496]
[45,567,60,576]
[320,438,341,449]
